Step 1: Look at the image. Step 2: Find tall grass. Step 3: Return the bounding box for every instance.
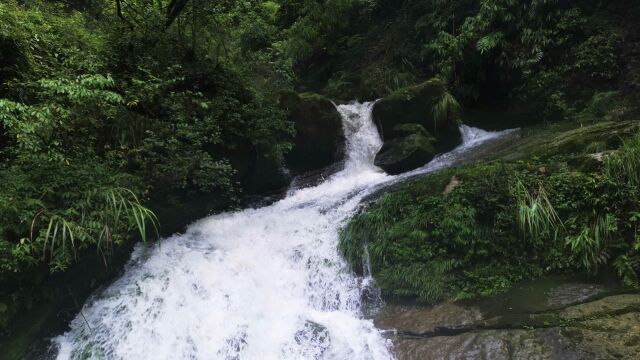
[514,179,563,244]
[605,130,640,186]
[102,188,159,243]
[41,215,77,263]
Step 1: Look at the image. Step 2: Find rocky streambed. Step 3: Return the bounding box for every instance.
[376,278,640,359]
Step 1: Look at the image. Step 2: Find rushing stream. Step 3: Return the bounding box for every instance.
[53,102,514,360]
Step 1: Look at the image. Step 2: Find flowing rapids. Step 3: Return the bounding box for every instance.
[53,102,514,360]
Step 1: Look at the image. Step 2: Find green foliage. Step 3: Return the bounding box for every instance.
[0,0,299,340]
[18,187,159,272]
[565,214,617,272]
[341,130,640,302]
[341,163,534,302]
[476,32,505,55]
[283,0,365,60]
[280,0,633,116]
[377,261,455,303]
[0,3,299,338]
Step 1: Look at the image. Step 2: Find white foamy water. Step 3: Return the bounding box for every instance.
[53,102,513,360]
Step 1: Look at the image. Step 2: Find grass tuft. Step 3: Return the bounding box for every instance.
[514,179,563,244]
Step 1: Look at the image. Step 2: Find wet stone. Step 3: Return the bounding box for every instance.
[375,304,484,335]
[559,294,640,320]
[379,279,640,360]
[392,328,583,360]
[545,282,607,308]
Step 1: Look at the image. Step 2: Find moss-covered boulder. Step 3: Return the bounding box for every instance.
[372,78,462,151]
[374,124,437,174]
[279,91,345,173]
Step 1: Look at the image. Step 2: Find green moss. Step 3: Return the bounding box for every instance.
[545,121,638,155]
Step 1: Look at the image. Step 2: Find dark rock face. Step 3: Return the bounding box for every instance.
[374,124,436,174]
[279,91,345,174]
[372,78,462,151]
[227,146,291,197]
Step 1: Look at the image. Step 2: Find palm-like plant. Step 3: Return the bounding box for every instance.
[514,179,563,244]
[32,187,159,270]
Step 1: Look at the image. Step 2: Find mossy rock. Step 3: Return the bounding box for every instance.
[279,91,345,173]
[392,123,431,138]
[372,78,462,151]
[374,124,437,175]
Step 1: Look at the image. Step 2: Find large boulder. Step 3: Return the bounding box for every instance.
[372,78,462,151]
[278,91,345,173]
[374,124,437,174]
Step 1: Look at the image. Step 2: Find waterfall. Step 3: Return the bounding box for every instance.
[53,102,513,360]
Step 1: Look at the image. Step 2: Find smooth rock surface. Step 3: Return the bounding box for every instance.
[378,279,640,360]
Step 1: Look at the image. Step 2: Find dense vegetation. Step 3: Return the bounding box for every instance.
[341,120,640,303]
[283,0,639,115]
[0,0,298,339]
[1,0,640,352]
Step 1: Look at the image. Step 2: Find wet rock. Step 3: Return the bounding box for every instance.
[374,124,437,174]
[560,312,640,359]
[529,294,640,359]
[559,294,640,320]
[288,161,344,190]
[279,91,345,174]
[294,321,331,357]
[375,304,483,335]
[379,279,640,360]
[392,329,576,360]
[545,283,607,308]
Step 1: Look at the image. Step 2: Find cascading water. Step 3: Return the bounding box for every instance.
[53,102,514,360]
